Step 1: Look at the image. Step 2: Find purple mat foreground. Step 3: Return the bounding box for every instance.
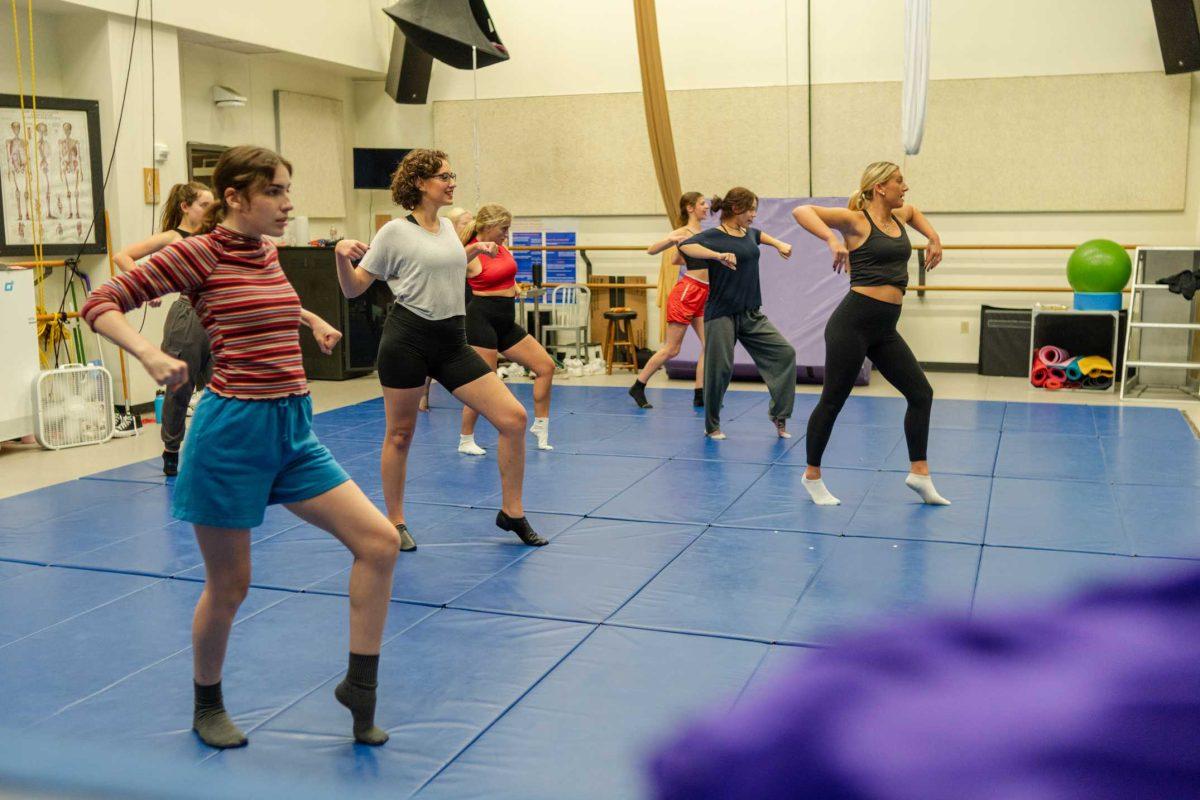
[666,196,870,386]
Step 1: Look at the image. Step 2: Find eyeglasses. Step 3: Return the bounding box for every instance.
[431,172,457,182]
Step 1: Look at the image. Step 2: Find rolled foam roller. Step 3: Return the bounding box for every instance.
[1037,346,1071,367]
[1031,364,1050,387]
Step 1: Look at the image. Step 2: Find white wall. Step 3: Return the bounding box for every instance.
[178,41,362,240]
[428,0,1167,98]
[46,12,188,405]
[0,11,66,97]
[53,0,389,75]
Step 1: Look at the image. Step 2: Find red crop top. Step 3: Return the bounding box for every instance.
[467,239,518,292]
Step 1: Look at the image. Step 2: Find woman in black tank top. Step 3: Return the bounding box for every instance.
[792,161,952,508]
[112,182,215,472]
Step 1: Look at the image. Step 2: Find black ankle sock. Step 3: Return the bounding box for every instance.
[193,681,247,749]
[629,380,652,408]
[346,652,380,686]
[336,653,388,746]
[693,388,704,407]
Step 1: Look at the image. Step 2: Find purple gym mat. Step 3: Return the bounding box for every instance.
[665,196,869,386]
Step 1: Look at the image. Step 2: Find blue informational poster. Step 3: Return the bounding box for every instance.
[544,232,577,284]
[511,231,542,283]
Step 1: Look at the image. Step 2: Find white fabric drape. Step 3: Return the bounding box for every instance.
[902,0,931,155]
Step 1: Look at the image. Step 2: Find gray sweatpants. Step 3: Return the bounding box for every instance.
[160,297,212,453]
[703,309,796,434]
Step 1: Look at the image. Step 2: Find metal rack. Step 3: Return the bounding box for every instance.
[1121,248,1200,402]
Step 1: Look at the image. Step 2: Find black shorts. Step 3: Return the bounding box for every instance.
[377,304,492,391]
[465,295,529,352]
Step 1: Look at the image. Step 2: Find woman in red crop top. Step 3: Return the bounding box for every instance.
[629,191,711,410]
[457,203,557,455]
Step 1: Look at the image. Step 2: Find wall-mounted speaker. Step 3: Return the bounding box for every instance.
[1151,0,1200,74]
[385,34,435,104]
[382,0,509,105]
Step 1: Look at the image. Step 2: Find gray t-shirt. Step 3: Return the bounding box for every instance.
[360,216,468,320]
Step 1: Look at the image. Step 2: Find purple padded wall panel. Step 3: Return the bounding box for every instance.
[665,197,869,385]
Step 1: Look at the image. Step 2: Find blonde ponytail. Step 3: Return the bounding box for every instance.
[848,161,900,210]
[459,203,512,246]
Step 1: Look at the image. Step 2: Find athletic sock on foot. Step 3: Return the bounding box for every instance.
[693,388,704,407]
[530,417,553,450]
[193,681,247,749]
[802,476,841,506]
[905,472,951,505]
[629,380,653,409]
[335,652,389,745]
[458,435,487,455]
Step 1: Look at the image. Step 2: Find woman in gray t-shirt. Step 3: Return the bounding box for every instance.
[333,149,547,550]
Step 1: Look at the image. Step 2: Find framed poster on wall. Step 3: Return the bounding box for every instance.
[0,95,106,256]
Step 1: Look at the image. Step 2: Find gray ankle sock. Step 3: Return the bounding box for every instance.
[335,653,388,745]
[193,681,247,749]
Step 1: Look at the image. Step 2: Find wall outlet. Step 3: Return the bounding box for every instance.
[960,321,970,334]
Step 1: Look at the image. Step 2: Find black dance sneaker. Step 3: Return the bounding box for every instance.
[395,523,417,552]
[496,511,548,546]
[112,410,141,438]
[162,450,179,477]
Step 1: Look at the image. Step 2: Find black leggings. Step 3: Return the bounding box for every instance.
[806,291,933,466]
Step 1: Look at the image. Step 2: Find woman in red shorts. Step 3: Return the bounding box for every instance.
[629,192,710,409]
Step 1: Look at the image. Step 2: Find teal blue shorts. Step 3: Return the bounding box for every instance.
[171,392,350,529]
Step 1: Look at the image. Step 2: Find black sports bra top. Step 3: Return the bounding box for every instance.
[677,229,709,271]
[848,211,911,292]
[172,227,193,239]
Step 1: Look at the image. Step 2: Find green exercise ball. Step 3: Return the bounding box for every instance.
[1066,239,1131,293]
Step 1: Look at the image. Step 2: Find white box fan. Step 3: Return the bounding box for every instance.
[32,364,115,450]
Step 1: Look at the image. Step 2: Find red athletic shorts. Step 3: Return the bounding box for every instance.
[666,274,709,325]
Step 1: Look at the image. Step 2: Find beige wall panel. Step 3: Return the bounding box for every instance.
[809,81,902,197]
[907,71,1190,212]
[434,71,1188,216]
[667,86,791,198]
[274,90,347,219]
[434,93,659,216]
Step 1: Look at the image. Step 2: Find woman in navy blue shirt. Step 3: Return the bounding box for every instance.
[679,187,796,439]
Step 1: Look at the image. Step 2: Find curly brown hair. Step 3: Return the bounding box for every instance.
[390,148,449,210]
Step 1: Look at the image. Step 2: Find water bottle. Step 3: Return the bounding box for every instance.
[154,389,165,423]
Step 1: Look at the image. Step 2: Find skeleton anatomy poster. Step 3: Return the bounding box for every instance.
[0,95,106,256]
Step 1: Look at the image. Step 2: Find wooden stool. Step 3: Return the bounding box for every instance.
[603,307,638,374]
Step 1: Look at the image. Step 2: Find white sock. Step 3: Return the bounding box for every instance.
[905,472,951,505]
[802,476,841,506]
[530,417,553,450]
[707,431,727,441]
[458,435,487,456]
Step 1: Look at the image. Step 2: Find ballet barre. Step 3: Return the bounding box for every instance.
[508,242,1143,297]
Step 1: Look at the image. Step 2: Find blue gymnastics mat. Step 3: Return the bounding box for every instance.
[0,385,1197,798]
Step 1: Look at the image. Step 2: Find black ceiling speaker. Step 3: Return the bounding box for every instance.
[383,0,509,104]
[1150,0,1200,74]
